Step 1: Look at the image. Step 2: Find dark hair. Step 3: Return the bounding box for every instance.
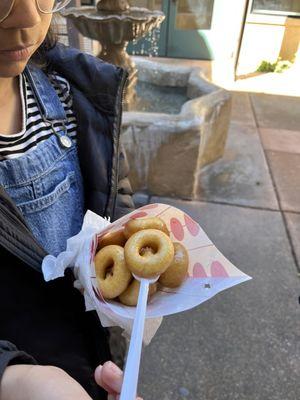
[31,26,57,69]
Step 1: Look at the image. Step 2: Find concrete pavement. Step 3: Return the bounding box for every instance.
[133,91,300,399]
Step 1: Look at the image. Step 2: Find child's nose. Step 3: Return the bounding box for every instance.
[1,0,41,29]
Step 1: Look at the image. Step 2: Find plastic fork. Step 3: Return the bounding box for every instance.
[119,275,158,400]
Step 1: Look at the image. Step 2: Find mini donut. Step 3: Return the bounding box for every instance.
[124,217,169,239]
[98,229,127,249]
[119,279,158,306]
[95,245,132,299]
[159,242,189,288]
[124,229,174,278]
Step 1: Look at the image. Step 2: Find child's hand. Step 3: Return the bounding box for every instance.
[95,361,143,400]
[0,364,93,400]
[0,361,142,400]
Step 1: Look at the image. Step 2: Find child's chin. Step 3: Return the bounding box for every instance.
[0,60,29,78]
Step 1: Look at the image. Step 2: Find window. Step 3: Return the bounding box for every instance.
[251,0,300,17]
[132,1,163,10]
[176,0,214,30]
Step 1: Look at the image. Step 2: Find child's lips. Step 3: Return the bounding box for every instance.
[0,45,34,62]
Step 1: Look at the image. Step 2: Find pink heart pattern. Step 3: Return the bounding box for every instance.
[193,263,207,278]
[129,211,148,219]
[170,217,184,241]
[211,261,229,277]
[184,213,200,236]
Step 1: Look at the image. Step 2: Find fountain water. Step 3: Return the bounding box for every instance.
[61,0,165,108]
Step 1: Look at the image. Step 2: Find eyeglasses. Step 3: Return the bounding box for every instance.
[0,0,72,23]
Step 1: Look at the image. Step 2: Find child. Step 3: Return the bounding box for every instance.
[0,0,135,398]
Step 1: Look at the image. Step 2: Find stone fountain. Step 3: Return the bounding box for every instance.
[62,0,232,201]
[61,0,165,108]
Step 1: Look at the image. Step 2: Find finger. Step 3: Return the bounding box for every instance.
[95,362,123,394]
[95,365,118,396]
[95,363,144,400]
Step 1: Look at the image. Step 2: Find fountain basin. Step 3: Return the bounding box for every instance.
[61,5,165,108]
[61,6,165,44]
[122,58,232,200]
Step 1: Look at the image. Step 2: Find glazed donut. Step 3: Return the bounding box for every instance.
[124,229,174,278]
[95,245,132,299]
[119,279,158,306]
[98,229,127,249]
[159,242,189,288]
[124,217,169,239]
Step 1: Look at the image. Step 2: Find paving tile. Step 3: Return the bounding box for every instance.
[140,198,300,400]
[260,128,300,154]
[230,92,256,127]
[285,212,300,267]
[266,151,300,212]
[250,93,300,131]
[196,122,279,210]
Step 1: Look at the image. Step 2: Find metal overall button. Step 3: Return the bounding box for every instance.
[46,119,72,149]
[58,132,72,149]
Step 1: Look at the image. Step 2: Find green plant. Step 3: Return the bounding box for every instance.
[257,60,276,73]
[256,57,293,73]
[274,59,293,73]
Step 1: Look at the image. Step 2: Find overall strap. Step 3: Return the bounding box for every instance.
[24,63,67,122]
[0,64,68,271]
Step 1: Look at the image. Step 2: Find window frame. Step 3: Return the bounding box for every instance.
[250,0,300,18]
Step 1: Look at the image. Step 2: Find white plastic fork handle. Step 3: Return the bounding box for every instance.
[120,278,150,400]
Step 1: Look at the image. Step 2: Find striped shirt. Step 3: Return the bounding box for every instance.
[0,72,77,160]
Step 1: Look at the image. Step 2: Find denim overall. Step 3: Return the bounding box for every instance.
[0,64,84,256]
